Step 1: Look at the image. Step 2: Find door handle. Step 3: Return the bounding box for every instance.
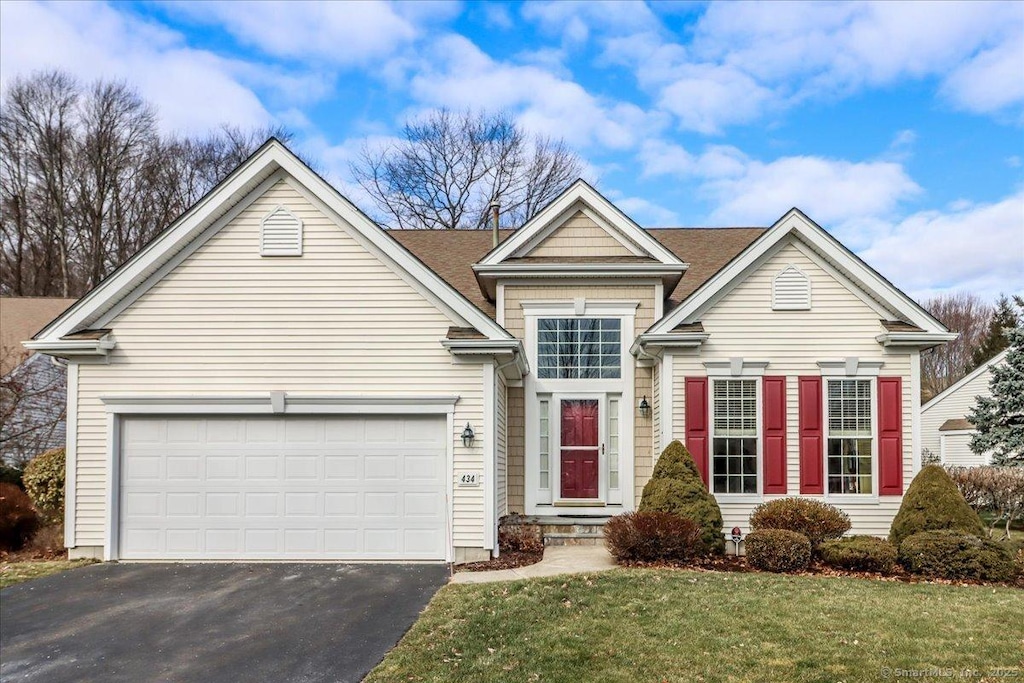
[601,443,605,455]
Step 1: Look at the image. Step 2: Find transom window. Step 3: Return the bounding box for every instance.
[537,318,620,379]
[712,379,758,494]
[827,379,873,495]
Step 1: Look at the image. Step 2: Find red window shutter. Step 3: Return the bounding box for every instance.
[762,376,787,494]
[798,376,823,494]
[878,377,904,495]
[684,377,709,485]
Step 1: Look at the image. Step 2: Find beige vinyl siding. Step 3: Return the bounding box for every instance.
[504,283,656,507]
[507,386,525,512]
[652,361,661,455]
[669,240,915,537]
[495,370,508,518]
[73,179,487,548]
[527,211,634,258]
[921,364,996,465]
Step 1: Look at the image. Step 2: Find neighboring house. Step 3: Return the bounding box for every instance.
[25,140,955,562]
[920,350,1007,467]
[0,297,77,465]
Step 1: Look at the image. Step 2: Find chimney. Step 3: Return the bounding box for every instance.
[490,201,501,247]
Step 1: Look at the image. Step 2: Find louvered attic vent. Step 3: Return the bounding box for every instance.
[260,206,303,256]
[772,265,811,310]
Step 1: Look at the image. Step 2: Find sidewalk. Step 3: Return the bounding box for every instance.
[451,545,616,584]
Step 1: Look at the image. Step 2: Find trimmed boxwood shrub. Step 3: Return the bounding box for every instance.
[819,536,898,574]
[0,482,39,551]
[749,498,851,551]
[23,448,65,525]
[889,465,984,546]
[745,529,811,573]
[898,530,1017,582]
[604,511,703,562]
[639,440,724,554]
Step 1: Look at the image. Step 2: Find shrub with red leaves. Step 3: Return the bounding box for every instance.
[604,511,704,562]
[0,482,39,551]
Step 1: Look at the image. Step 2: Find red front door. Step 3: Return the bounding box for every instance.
[560,399,600,499]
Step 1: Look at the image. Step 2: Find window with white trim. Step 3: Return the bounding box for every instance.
[711,379,758,494]
[827,379,873,494]
[539,399,550,490]
[537,318,620,379]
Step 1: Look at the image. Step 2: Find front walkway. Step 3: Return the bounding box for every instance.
[452,545,616,584]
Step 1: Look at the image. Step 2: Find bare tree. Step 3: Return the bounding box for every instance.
[352,109,584,229]
[0,70,292,298]
[921,291,992,400]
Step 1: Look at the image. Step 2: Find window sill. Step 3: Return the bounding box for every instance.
[711,494,764,505]
[824,495,880,505]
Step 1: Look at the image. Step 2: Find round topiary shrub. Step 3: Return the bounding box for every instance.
[889,465,984,546]
[604,511,703,563]
[898,530,1017,582]
[745,529,811,573]
[749,498,851,552]
[819,536,898,574]
[23,448,65,525]
[0,482,39,551]
[639,440,724,554]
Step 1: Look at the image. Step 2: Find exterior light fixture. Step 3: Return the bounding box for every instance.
[638,395,650,418]
[461,423,475,448]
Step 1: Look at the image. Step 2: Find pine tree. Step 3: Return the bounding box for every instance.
[968,326,1024,466]
[971,295,1023,368]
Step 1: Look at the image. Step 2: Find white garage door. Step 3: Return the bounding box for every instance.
[119,415,448,560]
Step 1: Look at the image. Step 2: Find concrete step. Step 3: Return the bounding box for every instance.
[543,534,605,547]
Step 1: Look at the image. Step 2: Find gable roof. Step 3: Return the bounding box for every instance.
[646,208,953,338]
[391,227,765,319]
[922,349,1009,413]
[1,297,77,374]
[477,179,686,267]
[30,139,513,348]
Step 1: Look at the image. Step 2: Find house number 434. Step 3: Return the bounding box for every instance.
[458,473,481,487]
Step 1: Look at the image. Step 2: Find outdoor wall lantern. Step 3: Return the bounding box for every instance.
[638,395,651,418]
[461,423,475,448]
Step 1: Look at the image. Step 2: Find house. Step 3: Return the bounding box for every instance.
[1,296,77,465]
[920,350,1007,467]
[25,139,956,563]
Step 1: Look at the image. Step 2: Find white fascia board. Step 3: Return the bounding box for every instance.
[875,332,959,348]
[34,139,512,344]
[477,180,685,266]
[473,263,687,277]
[34,142,285,341]
[101,394,460,415]
[630,332,709,358]
[922,348,1009,412]
[648,208,950,335]
[23,337,115,358]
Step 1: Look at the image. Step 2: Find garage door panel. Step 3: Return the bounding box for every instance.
[120,416,447,560]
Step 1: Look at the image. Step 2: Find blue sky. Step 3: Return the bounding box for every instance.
[1,1,1022,301]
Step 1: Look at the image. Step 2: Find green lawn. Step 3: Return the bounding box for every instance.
[367,569,1023,683]
[0,559,96,589]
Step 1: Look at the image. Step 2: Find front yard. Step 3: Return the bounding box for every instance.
[367,568,1022,682]
[0,559,96,589]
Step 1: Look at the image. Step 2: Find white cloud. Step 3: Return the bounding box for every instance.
[613,196,680,226]
[163,0,419,66]
[859,192,1024,301]
[407,34,664,150]
[609,1,1024,133]
[0,1,271,133]
[522,1,661,44]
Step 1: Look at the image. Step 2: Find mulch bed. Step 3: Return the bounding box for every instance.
[456,550,544,572]
[617,555,1024,589]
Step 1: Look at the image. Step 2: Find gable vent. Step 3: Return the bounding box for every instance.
[773,265,811,310]
[260,206,303,256]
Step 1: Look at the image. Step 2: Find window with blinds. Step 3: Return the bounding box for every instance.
[711,379,758,494]
[827,379,873,494]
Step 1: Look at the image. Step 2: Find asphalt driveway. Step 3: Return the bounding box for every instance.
[0,562,448,683]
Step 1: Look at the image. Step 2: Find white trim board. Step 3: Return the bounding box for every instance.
[33,139,513,345]
[100,394,460,415]
[648,208,951,337]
